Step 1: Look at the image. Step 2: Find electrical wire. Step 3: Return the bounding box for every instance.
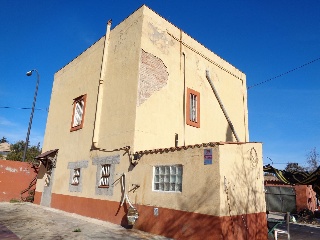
[247,57,320,90]
[0,106,47,111]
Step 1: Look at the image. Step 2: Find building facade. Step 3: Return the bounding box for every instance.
[34,5,267,239]
[0,142,10,159]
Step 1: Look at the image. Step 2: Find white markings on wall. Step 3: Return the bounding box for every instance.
[19,167,30,173]
[5,167,17,173]
[137,49,168,106]
[148,22,174,54]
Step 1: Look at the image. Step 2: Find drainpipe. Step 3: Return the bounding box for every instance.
[93,19,112,148]
[206,70,240,142]
[182,52,186,146]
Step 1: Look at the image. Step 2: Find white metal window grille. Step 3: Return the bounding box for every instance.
[190,93,197,122]
[73,99,84,127]
[99,164,110,187]
[71,168,80,185]
[153,165,182,192]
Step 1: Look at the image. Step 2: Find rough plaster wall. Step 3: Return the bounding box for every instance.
[40,168,55,207]
[137,49,168,106]
[219,144,265,217]
[147,22,175,55]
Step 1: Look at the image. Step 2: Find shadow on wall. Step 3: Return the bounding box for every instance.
[226,126,233,142]
[223,147,267,239]
[135,176,221,240]
[133,147,267,239]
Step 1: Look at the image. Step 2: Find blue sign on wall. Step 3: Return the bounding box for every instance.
[204,148,213,165]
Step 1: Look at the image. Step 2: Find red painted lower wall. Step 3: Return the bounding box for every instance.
[33,191,41,205]
[37,193,267,240]
[0,160,37,202]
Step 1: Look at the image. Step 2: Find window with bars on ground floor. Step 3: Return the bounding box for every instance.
[99,164,110,188]
[153,165,183,192]
[71,168,80,185]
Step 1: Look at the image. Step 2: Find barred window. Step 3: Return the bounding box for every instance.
[71,168,80,186]
[186,88,200,128]
[99,164,110,188]
[70,94,86,131]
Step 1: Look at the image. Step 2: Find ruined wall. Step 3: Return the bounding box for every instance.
[0,160,37,202]
[265,182,318,212]
[297,185,317,212]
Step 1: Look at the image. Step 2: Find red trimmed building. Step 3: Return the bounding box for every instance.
[34,5,267,239]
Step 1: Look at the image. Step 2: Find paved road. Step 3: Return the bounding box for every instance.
[268,212,320,240]
[0,202,171,240]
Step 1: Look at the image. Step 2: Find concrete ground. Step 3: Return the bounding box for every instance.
[1,203,320,240]
[0,202,171,240]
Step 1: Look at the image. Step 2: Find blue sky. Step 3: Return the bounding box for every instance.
[0,0,319,169]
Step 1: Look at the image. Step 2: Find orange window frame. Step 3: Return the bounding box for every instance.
[186,88,200,128]
[70,94,87,132]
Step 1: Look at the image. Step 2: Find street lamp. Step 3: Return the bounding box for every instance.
[22,69,40,162]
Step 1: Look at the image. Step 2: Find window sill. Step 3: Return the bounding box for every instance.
[98,186,110,188]
[70,125,83,132]
[186,121,200,128]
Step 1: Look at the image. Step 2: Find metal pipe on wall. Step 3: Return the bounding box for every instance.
[206,70,240,142]
[92,19,112,148]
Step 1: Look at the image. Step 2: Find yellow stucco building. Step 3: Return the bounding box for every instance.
[34,5,267,239]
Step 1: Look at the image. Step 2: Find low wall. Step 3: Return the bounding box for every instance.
[0,160,37,202]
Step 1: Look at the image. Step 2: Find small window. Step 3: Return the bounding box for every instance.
[70,94,87,131]
[186,88,200,128]
[71,168,80,186]
[153,165,183,192]
[99,164,110,188]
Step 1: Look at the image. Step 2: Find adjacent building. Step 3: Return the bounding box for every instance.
[0,142,10,159]
[34,5,267,239]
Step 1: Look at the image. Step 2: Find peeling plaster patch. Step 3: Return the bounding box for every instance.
[5,167,17,173]
[148,22,174,54]
[137,49,168,106]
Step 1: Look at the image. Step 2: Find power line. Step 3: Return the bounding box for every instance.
[247,57,320,90]
[0,106,47,111]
